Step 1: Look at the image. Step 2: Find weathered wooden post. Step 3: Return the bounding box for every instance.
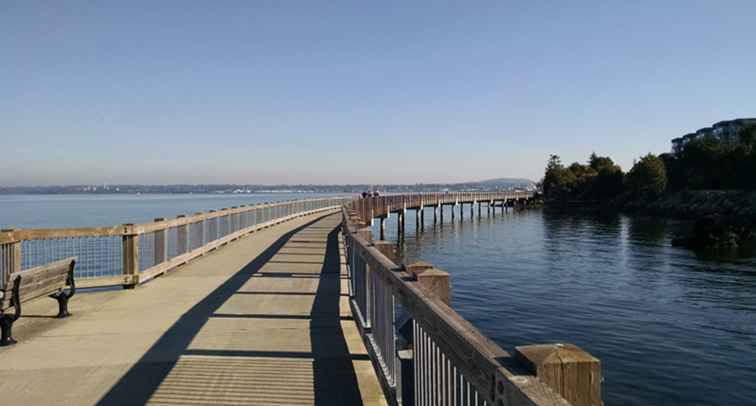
[406,261,451,305]
[373,240,397,262]
[153,218,166,265]
[379,217,386,240]
[121,224,139,289]
[515,344,602,406]
[176,215,188,254]
[419,206,424,230]
[1,229,22,288]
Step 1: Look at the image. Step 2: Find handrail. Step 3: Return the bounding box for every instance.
[0,197,353,289]
[341,197,602,406]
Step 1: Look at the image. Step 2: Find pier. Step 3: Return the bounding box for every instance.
[0,194,602,406]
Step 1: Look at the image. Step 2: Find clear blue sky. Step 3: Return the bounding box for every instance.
[3,1,755,186]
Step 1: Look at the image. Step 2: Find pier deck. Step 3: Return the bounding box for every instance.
[0,211,386,405]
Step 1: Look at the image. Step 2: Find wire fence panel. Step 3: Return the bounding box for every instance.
[139,232,156,272]
[6,198,348,287]
[0,243,14,290]
[167,226,180,260]
[21,237,123,280]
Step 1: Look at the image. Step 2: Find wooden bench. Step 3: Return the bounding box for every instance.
[0,257,77,346]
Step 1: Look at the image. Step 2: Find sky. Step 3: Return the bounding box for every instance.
[2,1,756,186]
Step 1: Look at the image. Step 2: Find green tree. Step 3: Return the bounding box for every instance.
[542,155,577,200]
[626,154,667,200]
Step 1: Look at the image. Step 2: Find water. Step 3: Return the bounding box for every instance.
[0,193,339,229]
[374,207,756,406]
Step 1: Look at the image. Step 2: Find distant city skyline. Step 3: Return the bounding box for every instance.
[3,2,756,186]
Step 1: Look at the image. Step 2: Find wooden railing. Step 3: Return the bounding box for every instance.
[354,191,534,224]
[0,197,351,290]
[341,201,602,406]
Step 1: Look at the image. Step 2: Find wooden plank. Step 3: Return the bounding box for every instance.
[14,226,128,240]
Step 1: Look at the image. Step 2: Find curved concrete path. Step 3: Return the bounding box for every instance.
[0,211,387,406]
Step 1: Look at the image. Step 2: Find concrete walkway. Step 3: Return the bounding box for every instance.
[0,212,387,406]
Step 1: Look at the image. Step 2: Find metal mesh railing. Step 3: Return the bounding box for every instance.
[414,321,488,406]
[21,237,122,280]
[0,243,14,290]
[4,197,349,288]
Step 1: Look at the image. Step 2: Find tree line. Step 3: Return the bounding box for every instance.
[542,122,756,203]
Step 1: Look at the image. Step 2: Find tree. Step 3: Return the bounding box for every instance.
[542,155,577,201]
[587,153,624,199]
[626,154,667,200]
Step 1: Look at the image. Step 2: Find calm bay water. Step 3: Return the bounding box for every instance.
[0,193,338,229]
[376,207,756,406]
[2,195,754,404]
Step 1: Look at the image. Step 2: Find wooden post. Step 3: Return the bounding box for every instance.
[434,205,438,225]
[356,227,373,243]
[1,228,21,288]
[399,211,405,240]
[419,206,424,230]
[122,224,139,289]
[153,218,166,265]
[176,215,188,254]
[406,261,451,305]
[379,217,386,240]
[515,344,602,406]
[373,240,397,263]
[440,205,444,224]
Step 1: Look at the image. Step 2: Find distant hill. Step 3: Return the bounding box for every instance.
[477,178,535,187]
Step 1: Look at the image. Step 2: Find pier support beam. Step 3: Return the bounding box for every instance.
[379,217,386,240]
[419,206,424,230]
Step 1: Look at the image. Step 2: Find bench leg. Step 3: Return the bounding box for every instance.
[1,276,22,346]
[0,315,16,347]
[54,294,71,319]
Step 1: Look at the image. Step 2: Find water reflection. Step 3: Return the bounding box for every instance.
[390,208,756,406]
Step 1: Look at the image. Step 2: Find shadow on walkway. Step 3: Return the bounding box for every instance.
[97,216,365,405]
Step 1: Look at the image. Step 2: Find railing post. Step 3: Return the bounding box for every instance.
[515,343,602,406]
[406,261,451,304]
[176,215,188,253]
[373,240,397,263]
[122,224,139,289]
[1,228,22,288]
[153,218,166,265]
[397,348,415,406]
